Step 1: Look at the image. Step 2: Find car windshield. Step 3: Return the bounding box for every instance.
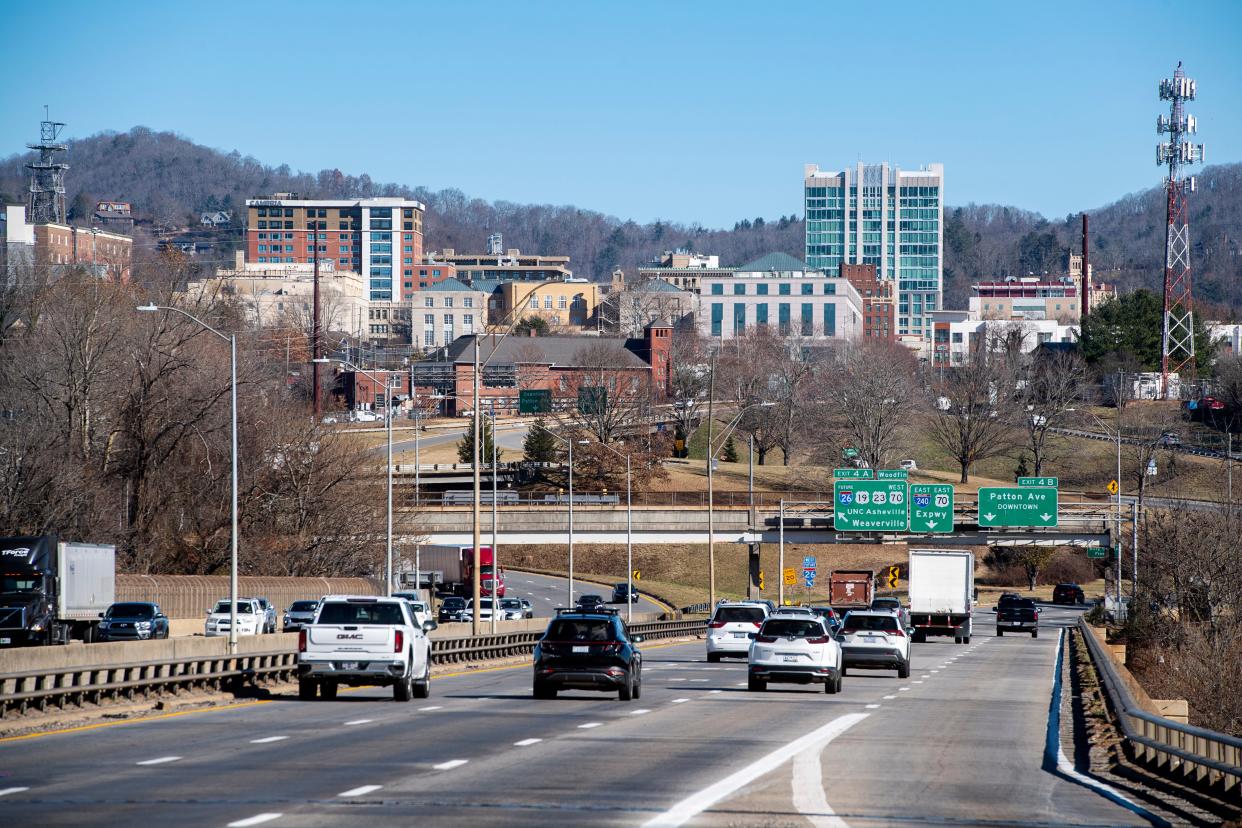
[580,595,602,603]
[843,614,900,632]
[872,599,899,609]
[501,599,521,608]
[317,602,406,625]
[289,601,318,612]
[712,606,766,624]
[214,601,255,614]
[545,619,614,641]
[762,619,824,638]
[442,598,465,609]
[107,603,154,618]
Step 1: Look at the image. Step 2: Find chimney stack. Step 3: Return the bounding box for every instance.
[1081,213,1090,318]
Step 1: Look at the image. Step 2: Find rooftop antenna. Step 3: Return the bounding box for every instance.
[26,108,69,224]
[1157,61,1205,398]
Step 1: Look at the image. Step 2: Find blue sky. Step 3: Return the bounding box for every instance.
[2,0,1239,228]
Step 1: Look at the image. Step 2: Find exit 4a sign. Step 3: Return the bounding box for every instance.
[978,487,1059,528]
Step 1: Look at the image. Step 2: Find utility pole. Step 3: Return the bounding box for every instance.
[312,235,322,416]
[706,350,717,608]
[471,335,482,634]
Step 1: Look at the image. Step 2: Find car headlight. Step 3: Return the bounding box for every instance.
[137,621,151,628]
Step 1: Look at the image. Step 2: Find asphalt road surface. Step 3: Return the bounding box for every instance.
[386,424,529,456]
[502,570,667,618]
[0,605,1149,827]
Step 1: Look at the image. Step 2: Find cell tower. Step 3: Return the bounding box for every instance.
[1156,62,1205,398]
[26,108,69,225]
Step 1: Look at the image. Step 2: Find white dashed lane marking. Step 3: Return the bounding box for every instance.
[671,698,689,704]
[344,719,373,726]
[578,722,603,729]
[865,704,881,709]
[250,736,287,744]
[227,815,282,828]
[136,756,180,766]
[0,787,30,797]
[338,785,382,798]
[514,738,542,746]
[433,760,469,770]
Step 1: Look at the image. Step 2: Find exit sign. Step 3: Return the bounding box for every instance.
[1018,477,1058,488]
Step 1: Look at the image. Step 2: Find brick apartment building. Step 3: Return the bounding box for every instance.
[245,195,425,302]
[3,204,133,282]
[839,263,895,342]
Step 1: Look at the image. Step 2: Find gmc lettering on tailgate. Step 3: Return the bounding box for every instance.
[337,634,363,639]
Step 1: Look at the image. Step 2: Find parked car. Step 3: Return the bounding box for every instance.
[1159,431,1181,446]
[519,598,534,618]
[576,594,605,611]
[1052,583,1086,605]
[282,600,319,632]
[899,459,918,471]
[747,611,843,694]
[251,597,277,633]
[97,602,169,642]
[612,583,640,604]
[499,598,525,621]
[438,596,468,623]
[532,607,643,700]
[839,610,911,678]
[321,414,339,425]
[869,597,911,631]
[997,602,1039,637]
[204,599,265,638]
[297,595,434,702]
[706,601,770,662]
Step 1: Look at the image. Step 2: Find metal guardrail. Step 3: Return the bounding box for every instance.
[0,620,706,718]
[1077,616,1242,797]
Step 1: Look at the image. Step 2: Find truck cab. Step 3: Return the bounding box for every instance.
[0,536,114,646]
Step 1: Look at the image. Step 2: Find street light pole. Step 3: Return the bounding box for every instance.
[491,407,499,634]
[529,421,578,607]
[595,442,634,623]
[137,305,239,652]
[471,337,482,634]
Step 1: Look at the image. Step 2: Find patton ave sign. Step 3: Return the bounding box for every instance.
[977,487,1059,527]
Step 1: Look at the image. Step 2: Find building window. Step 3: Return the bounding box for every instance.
[557,296,567,309]
[464,297,473,308]
[734,284,746,295]
[802,304,814,336]
[425,330,435,346]
[779,284,791,296]
[464,314,474,331]
[529,296,539,309]
[711,303,723,337]
[823,303,836,337]
[433,269,441,277]
[444,297,453,308]
[802,284,814,295]
[425,298,434,307]
[544,296,553,309]
[757,284,768,296]
[756,303,769,326]
[711,284,723,296]
[424,314,435,326]
[824,283,836,295]
[778,303,791,335]
[733,303,746,336]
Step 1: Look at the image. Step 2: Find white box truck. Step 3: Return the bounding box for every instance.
[908,549,974,644]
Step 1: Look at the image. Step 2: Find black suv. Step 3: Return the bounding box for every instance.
[1052,583,1085,605]
[611,583,639,603]
[576,594,605,611]
[997,600,1039,637]
[533,608,643,701]
[438,596,467,623]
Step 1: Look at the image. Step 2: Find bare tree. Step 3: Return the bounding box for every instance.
[814,340,920,471]
[668,331,710,456]
[1017,351,1086,475]
[715,330,783,465]
[928,354,1018,483]
[554,341,652,444]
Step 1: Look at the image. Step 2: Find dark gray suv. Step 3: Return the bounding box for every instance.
[98,602,169,641]
[282,600,319,632]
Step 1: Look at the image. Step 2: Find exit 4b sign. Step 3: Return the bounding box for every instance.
[977,487,1059,528]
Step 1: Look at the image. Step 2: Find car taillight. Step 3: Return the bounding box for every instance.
[756,635,777,643]
[890,628,906,637]
[708,621,726,628]
[752,621,762,627]
[298,629,307,652]
[394,630,404,653]
[806,636,831,644]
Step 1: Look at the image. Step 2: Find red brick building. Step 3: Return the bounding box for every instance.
[839,263,895,342]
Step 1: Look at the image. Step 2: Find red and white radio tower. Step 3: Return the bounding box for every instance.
[1156,62,1205,398]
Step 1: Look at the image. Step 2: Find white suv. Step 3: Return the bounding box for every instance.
[839,610,911,679]
[706,601,769,662]
[747,610,843,693]
[204,599,265,637]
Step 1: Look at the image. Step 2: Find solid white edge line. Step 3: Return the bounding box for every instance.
[136,756,181,765]
[433,759,469,770]
[227,815,283,828]
[643,713,868,828]
[792,724,853,828]
[1048,628,1169,826]
[338,784,382,798]
[0,787,30,796]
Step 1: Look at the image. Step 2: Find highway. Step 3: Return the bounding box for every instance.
[0,605,1153,826]
[449,569,668,619]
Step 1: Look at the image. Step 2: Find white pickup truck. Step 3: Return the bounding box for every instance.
[297,595,435,702]
[204,598,265,638]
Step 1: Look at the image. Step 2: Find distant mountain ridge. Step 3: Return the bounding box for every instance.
[1,127,1239,310]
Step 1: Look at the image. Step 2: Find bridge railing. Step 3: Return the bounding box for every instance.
[0,620,705,719]
[1078,616,1242,797]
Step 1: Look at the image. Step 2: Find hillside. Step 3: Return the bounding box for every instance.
[2,127,1240,309]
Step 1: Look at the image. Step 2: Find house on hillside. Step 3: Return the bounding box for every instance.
[200,210,232,227]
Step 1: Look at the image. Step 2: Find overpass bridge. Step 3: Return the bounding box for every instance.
[407,498,1118,548]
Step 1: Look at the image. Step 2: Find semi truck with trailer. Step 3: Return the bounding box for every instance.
[402,545,503,599]
[0,535,115,646]
[907,549,974,644]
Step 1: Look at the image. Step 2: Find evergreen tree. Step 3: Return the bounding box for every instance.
[1014,452,1030,481]
[523,418,558,464]
[721,435,739,463]
[457,416,496,464]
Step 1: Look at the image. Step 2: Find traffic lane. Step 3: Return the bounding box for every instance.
[386,424,529,455]
[0,640,732,826]
[505,570,667,617]
[777,608,1146,827]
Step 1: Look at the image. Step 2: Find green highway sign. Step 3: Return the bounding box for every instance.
[843,448,858,459]
[834,479,908,532]
[978,487,1059,528]
[833,468,874,479]
[1087,547,1107,559]
[876,469,908,480]
[1018,476,1058,488]
[519,389,552,414]
[909,484,954,533]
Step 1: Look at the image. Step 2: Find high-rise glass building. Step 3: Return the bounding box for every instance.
[804,162,943,339]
